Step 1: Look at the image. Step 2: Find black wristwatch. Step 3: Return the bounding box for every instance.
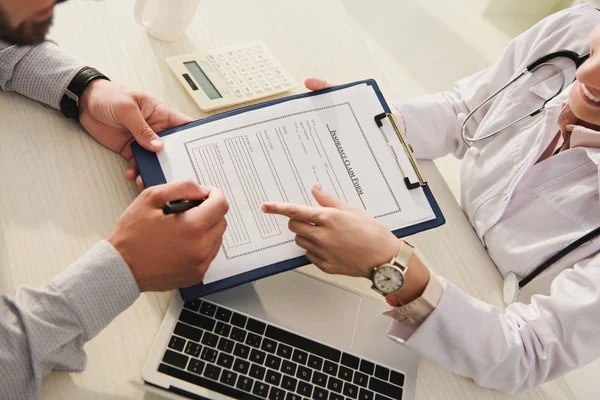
[60,66,110,121]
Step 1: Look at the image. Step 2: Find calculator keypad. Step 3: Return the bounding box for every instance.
[203,43,294,100]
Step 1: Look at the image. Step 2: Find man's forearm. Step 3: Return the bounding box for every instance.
[0,240,140,400]
[0,39,84,109]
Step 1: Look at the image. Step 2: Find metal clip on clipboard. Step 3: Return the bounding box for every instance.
[374,112,426,190]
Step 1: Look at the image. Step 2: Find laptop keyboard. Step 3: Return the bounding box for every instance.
[157,299,405,400]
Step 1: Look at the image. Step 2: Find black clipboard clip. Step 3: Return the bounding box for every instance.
[375,112,426,190]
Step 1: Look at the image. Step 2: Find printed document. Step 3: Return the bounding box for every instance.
[158,84,435,283]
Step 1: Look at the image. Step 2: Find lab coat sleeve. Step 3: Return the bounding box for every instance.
[390,254,600,393]
[391,4,599,160]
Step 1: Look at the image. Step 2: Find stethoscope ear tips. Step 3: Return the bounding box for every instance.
[467,146,480,156]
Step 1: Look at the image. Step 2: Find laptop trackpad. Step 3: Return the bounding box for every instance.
[205,270,361,350]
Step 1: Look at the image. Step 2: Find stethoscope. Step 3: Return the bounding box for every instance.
[453,49,600,305]
[459,50,590,156]
[503,226,600,305]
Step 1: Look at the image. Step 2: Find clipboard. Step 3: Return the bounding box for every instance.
[132,79,445,300]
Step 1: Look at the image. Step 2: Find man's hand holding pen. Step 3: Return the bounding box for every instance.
[108,180,228,292]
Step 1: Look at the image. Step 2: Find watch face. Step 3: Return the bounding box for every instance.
[373,264,405,294]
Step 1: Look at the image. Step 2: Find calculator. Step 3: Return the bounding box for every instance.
[166,41,297,112]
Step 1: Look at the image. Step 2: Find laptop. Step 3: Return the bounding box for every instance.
[142,270,419,400]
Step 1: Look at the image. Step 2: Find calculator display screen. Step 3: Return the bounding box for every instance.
[184,61,222,100]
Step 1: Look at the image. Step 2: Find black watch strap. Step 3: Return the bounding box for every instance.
[60,67,110,121]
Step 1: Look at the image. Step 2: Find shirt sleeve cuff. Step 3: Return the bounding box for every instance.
[384,270,445,342]
[0,39,84,109]
[48,240,140,341]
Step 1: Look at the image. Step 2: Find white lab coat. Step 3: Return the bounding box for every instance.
[390,4,600,393]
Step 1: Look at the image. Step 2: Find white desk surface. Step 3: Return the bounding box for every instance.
[0,0,577,399]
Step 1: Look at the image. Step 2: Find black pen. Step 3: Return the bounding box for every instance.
[162,198,206,215]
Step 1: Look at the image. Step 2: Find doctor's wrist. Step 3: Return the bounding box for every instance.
[362,238,404,279]
[385,252,430,307]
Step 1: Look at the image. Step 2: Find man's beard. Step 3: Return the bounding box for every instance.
[0,6,56,46]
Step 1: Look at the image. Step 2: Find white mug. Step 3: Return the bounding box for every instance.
[134,0,200,41]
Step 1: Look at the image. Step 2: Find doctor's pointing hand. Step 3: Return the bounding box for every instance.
[263,4,600,394]
[261,183,431,306]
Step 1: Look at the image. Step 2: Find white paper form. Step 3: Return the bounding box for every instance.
[158,84,436,283]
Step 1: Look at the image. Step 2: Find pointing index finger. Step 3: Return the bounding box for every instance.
[261,202,321,224]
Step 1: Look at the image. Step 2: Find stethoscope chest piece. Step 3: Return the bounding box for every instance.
[503,272,520,306]
[466,145,480,157]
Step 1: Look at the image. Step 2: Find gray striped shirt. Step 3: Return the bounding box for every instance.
[0,40,141,399]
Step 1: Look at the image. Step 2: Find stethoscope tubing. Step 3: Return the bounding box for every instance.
[460,64,563,148]
[455,49,595,304]
[519,225,600,288]
[460,51,589,150]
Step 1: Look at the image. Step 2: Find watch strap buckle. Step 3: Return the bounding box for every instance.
[63,88,79,106]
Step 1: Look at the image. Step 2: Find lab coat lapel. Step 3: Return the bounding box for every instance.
[462,85,569,244]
